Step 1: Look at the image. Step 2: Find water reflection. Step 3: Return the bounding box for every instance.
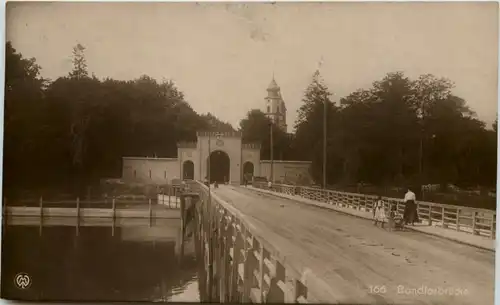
[1,218,199,302]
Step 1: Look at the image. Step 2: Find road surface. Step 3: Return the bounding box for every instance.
[213,185,494,305]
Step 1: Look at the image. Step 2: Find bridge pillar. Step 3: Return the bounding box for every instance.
[267,259,286,302]
[219,210,230,302]
[211,206,221,302]
[180,192,199,265]
[206,201,214,302]
[230,221,243,302]
[191,193,208,302]
[241,231,254,302]
[217,209,232,303]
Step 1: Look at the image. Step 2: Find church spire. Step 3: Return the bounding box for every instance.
[265,75,287,132]
[267,77,280,91]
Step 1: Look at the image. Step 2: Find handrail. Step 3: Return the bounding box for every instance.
[15,199,155,205]
[192,180,338,303]
[253,182,496,240]
[268,183,494,213]
[8,187,183,206]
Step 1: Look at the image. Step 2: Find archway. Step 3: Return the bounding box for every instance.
[243,162,254,181]
[207,150,230,183]
[183,160,194,180]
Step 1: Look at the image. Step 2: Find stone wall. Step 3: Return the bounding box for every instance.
[178,147,199,180]
[241,144,261,178]
[259,160,312,183]
[122,157,180,184]
[121,132,312,185]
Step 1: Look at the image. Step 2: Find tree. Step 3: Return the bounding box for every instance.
[293,70,337,182]
[295,70,333,128]
[239,109,291,160]
[3,42,48,195]
[69,43,88,79]
[200,113,235,132]
[3,41,235,196]
[293,71,496,189]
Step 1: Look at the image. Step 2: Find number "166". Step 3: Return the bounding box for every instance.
[369,285,387,294]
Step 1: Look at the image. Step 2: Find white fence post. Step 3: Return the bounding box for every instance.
[491,213,496,240]
[428,204,432,226]
[472,211,477,235]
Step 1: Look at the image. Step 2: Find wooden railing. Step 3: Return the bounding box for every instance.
[254,182,496,240]
[190,181,336,303]
[5,186,183,207]
[3,191,183,219]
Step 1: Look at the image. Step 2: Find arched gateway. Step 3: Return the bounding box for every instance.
[121,131,312,185]
[177,131,258,185]
[182,160,194,180]
[243,161,254,182]
[121,78,312,185]
[208,150,230,183]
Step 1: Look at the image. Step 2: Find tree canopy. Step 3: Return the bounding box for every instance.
[293,71,496,189]
[3,42,234,197]
[4,41,496,199]
[239,109,293,161]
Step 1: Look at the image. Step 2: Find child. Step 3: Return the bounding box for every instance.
[388,202,396,231]
[373,196,386,228]
[390,203,405,231]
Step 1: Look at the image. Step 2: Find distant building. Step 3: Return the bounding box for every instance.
[265,77,287,132]
[122,131,311,185]
[120,78,312,185]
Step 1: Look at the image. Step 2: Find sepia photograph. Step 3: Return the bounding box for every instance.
[1,1,497,304]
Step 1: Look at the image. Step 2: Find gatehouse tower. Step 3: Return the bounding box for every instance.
[265,76,287,132]
[120,77,312,185]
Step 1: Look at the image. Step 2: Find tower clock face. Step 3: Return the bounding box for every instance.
[216,139,224,146]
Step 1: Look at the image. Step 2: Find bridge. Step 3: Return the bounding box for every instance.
[182,181,495,305]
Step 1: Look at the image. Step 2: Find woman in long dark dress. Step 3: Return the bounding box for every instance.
[403,188,418,225]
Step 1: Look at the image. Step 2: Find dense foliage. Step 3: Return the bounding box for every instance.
[239,109,293,161]
[3,42,233,197]
[290,71,497,190]
[4,41,496,199]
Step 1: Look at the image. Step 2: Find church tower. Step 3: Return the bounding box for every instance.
[265,76,287,132]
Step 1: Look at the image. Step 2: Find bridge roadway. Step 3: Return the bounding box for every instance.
[212,185,494,305]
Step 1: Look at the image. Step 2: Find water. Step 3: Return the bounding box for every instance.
[1,218,200,302]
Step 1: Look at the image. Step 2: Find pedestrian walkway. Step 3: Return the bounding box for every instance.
[248,186,495,251]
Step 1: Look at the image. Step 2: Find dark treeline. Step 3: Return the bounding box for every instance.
[290,71,496,190]
[4,42,233,197]
[238,71,496,192]
[4,42,497,198]
[239,109,295,161]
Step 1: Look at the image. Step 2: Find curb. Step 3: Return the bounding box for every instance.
[248,187,495,252]
[408,227,495,252]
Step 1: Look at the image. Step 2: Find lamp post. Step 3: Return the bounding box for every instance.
[208,132,211,190]
[206,131,213,302]
[270,121,274,183]
[315,56,327,189]
[418,101,425,199]
[323,98,327,189]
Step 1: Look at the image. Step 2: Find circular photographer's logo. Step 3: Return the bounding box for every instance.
[14,272,31,289]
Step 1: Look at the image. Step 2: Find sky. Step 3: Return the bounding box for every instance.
[6,2,499,131]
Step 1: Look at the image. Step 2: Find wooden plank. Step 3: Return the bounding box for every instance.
[5,206,181,219]
[6,216,181,227]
